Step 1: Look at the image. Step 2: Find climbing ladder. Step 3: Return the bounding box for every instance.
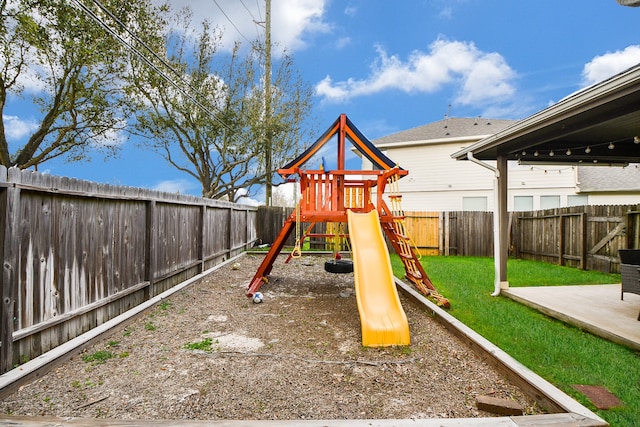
[380,175,450,307]
[246,114,449,308]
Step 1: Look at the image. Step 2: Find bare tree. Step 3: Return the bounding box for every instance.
[0,0,165,169]
[130,12,314,201]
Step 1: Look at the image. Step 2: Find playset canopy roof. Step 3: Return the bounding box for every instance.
[279,114,404,178]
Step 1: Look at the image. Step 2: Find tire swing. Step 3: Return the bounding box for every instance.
[324,258,353,274]
[324,222,353,274]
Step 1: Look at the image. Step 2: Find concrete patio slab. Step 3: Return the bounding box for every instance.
[503,284,640,351]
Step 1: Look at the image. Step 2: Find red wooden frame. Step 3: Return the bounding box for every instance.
[246,115,448,307]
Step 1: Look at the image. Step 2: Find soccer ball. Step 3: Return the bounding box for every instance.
[252,292,264,304]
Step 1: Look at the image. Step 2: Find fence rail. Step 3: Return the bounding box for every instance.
[3,167,635,375]
[512,205,634,273]
[0,167,257,373]
[257,205,639,274]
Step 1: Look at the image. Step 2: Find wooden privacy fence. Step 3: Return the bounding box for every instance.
[512,205,638,273]
[404,207,638,273]
[256,206,327,249]
[403,211,495,257]
[256,209,495,256]
[0,167,257,373]
[257,205,639,274]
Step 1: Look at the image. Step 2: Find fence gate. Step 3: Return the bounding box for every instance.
[403,211,440,255]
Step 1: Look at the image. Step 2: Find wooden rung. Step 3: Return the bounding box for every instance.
[398,244,412,254]
[406,271,423,281]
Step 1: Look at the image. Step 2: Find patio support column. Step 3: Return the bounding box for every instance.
[497,154,509,290]
[467,152,502,296]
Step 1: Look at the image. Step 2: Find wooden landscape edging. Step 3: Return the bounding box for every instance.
[0,259,608,427]
[0,254,243,400]
[395,277,608,427]
[0,166,258,374]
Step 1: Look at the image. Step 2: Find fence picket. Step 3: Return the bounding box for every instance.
[0,166,257,373]
[256,205,638,273]
[2,161,635,375]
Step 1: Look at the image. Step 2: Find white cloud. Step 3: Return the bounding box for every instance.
[17,64,48,93]
[315,38,516,106]
[3,115,39,140]
[438,7,453,20]
[88,116,128,149]
[456,52,515,104]
[344,5,358,17]
[270,182,297,207]
[235,187,262,206]
[153,178,199,195]
[582,45,640,86]
[335,37,351,49]
[156,0,330,56]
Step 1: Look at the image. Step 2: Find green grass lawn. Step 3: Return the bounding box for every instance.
[390,255,639,427]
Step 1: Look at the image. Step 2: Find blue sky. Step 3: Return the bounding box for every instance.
[5,0,640,203]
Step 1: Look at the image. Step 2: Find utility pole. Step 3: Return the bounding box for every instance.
[264,0,272,206]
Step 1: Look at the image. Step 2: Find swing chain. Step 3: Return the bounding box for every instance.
[291,181,302,258]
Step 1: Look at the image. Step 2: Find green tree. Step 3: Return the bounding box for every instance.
[130,11,314,201]
[0,0,165,169]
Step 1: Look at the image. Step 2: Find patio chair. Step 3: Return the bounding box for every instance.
[618,249,640,300]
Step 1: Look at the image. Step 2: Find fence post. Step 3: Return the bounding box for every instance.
[579,212,587,270]
[559,214,565,266]
[227,207,233,260]
[245,207,251,250]
[144,200,156,300]
[1,169,21,373]
[438,212,444,255]
[198,204,206,272]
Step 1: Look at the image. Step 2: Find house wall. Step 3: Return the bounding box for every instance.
[585,192,640,206]
[507,164,579,211]
[363,141,631,211]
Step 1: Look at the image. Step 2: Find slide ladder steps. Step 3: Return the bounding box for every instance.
[384,176,450,307]
[383,220,449,307]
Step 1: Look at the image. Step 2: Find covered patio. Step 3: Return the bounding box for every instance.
[451,63,640,346]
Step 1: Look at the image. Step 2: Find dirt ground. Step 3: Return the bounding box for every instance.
[0,254,543,421]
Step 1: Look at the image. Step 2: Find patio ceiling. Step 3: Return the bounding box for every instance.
[452,64,640,165]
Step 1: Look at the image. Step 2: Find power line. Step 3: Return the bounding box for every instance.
[240,0,257,22]
[254,0,263,22]
[71,0,277,200]
[239,0,264,43]
[73,0,236,135]
[212,0,252,44]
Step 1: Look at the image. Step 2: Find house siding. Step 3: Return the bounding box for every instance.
[368,142,585,211]
[365,117,640,212]
[583,193,640,205]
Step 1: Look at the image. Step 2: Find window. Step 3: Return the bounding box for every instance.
[463,197,488,211]
[540,195,560,209]
[513,196,533,211]
[568,195,588,207]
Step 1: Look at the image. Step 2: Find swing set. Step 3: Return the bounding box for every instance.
[248,114,448,306]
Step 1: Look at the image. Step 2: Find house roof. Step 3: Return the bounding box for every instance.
[451,63,640,165]
[374,117,517,146]
[577,165,640,192]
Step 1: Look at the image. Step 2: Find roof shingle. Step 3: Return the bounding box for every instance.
[374,117,517,145]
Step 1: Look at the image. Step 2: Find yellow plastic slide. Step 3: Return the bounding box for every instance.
[347,210,410,347]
